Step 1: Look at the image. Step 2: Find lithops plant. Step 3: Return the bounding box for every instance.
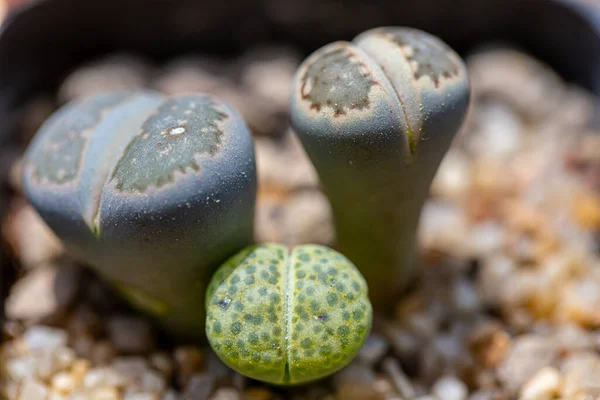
[22,90,256,338]
[290,27,470,305]
[206,243,372,385]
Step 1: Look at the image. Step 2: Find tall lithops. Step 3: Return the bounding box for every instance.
[205,244,372,385]
[22,90,256,338]
[290,27,470,305]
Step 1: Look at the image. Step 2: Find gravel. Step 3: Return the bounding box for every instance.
[2,45,600,399]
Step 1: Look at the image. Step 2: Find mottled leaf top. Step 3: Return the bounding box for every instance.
[110,96,229,192]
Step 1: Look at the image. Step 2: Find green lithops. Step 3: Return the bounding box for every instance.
[205,244,372,385]
[290,27,470,305]
[22,90,256,338]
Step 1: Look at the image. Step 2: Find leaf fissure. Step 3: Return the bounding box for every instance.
[283,248,295,384]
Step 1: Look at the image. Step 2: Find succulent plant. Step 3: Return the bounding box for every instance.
[22,90,256,338]
[205,243,372,385]
[290,27,470,305]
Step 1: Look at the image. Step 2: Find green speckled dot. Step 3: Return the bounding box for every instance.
[205,243,372,385]
[231,322,242,335]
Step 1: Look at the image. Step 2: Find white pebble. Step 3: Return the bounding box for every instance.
[5,358,36,381]
[83,368,128,390]
[23,326,68,352]
[51,372,75,395]
[519,367,561,400]
[431,150,471,200]
[18,379,49,400]
[432,375,468,400]
[124,393,157,400]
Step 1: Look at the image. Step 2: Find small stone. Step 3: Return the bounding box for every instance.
[552,324,596,353]
[5,357,36,381]
[206,352,231,382]
[418,201,470,259]
[107,316,156,354]
[139,369,166,393]
[124,394,159,400]
[334,363,382,400]
[242,388,275,400]
[420,334,465,380]
[0,0,6,23]
[149,353,174,380]
[23,326,68,352]
[560,352,600,397]
[51,372,75,395]
[112,357,149,380]
[497,335,559,395]
[2,203,64,269]
[254,197,288,244]
[572,191,600,230]
[1,380,20,400]
[83,367,128,390]
[18,379,49,400]
[431,150,472,200]
[6,263,80,322]
[71,359,91,385]
[406,312,439,340]
[153,57,229,95]
[477,255,516,307]
[174,347,204,386]
[383,324,419,360]
[216,86,287,137]
[255,131,319,192]
[54,347,77,371]
[357,334,389,366]
[90,387,120,400]
[519,367,561,400]
[468,390,500,400]
[432,376,468,400]
[181,373,215,400]
[68,305,102,337]
[58,54,151,103]
[469,101,523,158]
[210,387,240,400]
[557,278,600,327]
[468,221,506,257]
[284,191,334,246]
[334,362,377,385]
[162,390,179,400]
[467,49,564,120]
[452,278,481,314]
[232,372,246,391]
[467,323,511,369]
[381,358,415,400]
[35,351,63,381]
[240,46,299,109]
[92,341,116,366]
[71,333,95,359]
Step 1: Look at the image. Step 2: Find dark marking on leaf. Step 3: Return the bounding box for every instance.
[300,46,377,118]
[29,92,134,185]
[381,29,460,88]
[111,96,229,192]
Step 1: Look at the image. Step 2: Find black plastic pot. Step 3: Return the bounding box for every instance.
[1,0,600,142]
[1,0,600,322]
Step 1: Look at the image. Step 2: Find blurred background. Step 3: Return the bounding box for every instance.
[3,0,600,399]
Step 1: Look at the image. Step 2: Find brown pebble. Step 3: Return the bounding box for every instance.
[174,347,204,387]
[106,316,156,355]
[468,322,511,368]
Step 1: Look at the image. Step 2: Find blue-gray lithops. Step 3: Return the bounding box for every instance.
[290,27,470,305]
[205,243,372,385]
[22,90,256,337]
